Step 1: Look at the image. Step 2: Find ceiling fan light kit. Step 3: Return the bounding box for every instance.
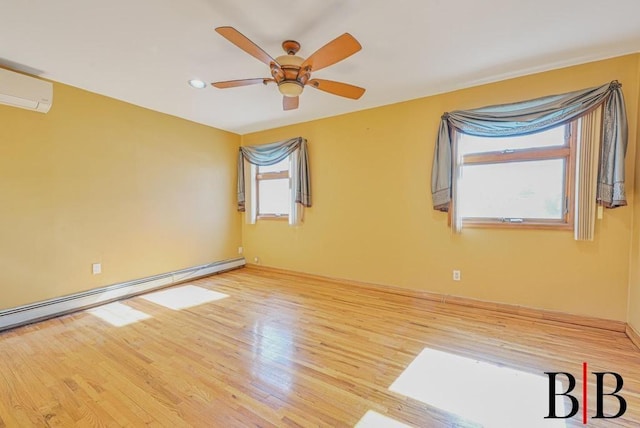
[278,81,304,97]
[212,26,365,111]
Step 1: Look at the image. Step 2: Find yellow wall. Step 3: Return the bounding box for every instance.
[242,54,640,322]
[0,81,242,309]
[628,54,640,333]
[4,55,639,324]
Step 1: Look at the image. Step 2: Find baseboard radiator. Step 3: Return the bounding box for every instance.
[0,257,245,332]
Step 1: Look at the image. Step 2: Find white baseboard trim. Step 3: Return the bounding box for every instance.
[0,257,245,332]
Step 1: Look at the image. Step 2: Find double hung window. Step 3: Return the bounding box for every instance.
[256,157,290,219]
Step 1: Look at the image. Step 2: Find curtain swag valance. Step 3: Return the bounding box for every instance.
[431,81,628,211]
[237,137,311,211]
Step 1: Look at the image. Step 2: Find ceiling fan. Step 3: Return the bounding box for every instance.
[212,26,365,111]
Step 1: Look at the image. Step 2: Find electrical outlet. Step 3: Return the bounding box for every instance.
[453,270,461,281]
[254,257,260,264]
[238,246,244,254]
[92,263,102,275]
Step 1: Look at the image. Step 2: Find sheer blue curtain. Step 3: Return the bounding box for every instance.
[431,81,628,211]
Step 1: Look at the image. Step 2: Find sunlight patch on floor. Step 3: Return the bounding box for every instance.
[354,410,413,428]
[389,348,567,428]
[87,302,151,327]
[140,285,228,310]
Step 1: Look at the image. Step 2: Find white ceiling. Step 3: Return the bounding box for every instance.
[1,0,639,134]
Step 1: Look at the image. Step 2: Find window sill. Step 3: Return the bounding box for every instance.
[257,215,289,221]
[462,220,573,231]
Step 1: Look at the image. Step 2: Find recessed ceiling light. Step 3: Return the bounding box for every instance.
[188,79,206,89]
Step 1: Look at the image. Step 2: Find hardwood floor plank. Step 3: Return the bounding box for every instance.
[0,268,638,427]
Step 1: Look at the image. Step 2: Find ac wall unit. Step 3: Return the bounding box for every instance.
[0,68,53,113]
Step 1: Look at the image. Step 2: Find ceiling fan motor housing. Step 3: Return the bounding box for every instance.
[274,53,306,97]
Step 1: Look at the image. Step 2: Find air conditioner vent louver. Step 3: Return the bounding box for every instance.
[0,68,53,113]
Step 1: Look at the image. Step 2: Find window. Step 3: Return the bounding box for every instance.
[454,122,576,228]
[256,157,290,219]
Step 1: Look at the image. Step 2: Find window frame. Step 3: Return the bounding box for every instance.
[453,121,577,230]
[255,159,290,221]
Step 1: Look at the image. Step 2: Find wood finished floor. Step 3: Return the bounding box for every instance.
[1,267,639,427]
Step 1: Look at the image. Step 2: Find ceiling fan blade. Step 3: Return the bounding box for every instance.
[283,96,299,111]
[299,33,361,73]
[215,26,279,67]
[308,79,365,99]
[211,78,270,89]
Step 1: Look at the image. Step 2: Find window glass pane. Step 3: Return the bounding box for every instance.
[458,159,565,220]
[458,125,566,156]
[258,158,289,173]
[258,178,290,215]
